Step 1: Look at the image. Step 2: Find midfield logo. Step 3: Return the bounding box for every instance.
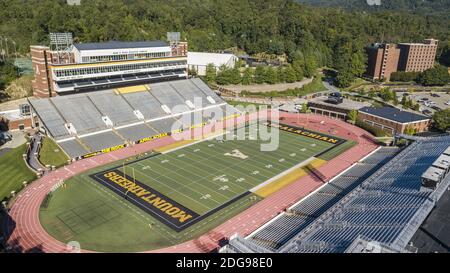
[224,149,248,159]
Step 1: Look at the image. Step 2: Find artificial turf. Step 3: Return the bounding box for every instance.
[39,125,343,252]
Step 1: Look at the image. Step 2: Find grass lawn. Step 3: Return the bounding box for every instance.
[39,137,69,168]
[240,76,327,98]
[40,125,345,252]
[225,100,268,112]
[0,144,37,201]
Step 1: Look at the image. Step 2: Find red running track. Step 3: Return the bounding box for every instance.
[3,112,378,253]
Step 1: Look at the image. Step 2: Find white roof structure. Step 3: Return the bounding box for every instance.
[187,52,237,68]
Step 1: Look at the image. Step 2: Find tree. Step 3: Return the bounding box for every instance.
[303,52,318,78]
[277,66,285,83]
[347,109,358,123]
[379,88,395,102]
[216,65,232,85]
[292,59,304,81]
[241,68,253,85]
[254,66,266,84]
[335,71,354,88]
[204,63,216,83]
[404,126,416,136]
[265,66,277,84]
[417,65,450,86]
[229,67,241,85]
[188,68,197,77]
[300,102,311,113]
[0,61,18,90]
[432,109,450,132]
[284,65,297,83]
[392,94,399,106]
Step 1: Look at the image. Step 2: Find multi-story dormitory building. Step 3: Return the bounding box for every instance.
[31,40,188,97]
[365,39,438,81]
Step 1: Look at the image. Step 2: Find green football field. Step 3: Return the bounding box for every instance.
[40,124,345,252]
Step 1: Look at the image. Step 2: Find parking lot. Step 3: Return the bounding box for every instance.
[396,91,450,116]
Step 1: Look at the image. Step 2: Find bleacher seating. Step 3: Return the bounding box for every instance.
[148,82,189,113]
[29,78,239,159]
[148,117,183,133]
[57,139,90,158]
[116,124,159,142]
[28,99,70,140]
[121,90,167,119]
[87,90,139,126]
[79,131,124,152]
[277,136,450,253]
[248,147,401,250]
[51,94,108,135]
[169,79,213,107]
[191,78,225,103]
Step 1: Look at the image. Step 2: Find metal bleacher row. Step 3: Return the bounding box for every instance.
[29,78,240,159]
[247,147,401,250]
[281,136,450,253]
[225,136,450,253]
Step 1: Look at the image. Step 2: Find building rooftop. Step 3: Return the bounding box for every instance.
[73,40,169,51]
[187,52,237,67]
[309,96,370,111]
[359,106,430,123]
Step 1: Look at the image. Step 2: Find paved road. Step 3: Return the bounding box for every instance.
[323,81,340,93]
[27,134,47,173]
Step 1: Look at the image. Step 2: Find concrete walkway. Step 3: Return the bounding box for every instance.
[220,78,313,93]
[27,134,47,173]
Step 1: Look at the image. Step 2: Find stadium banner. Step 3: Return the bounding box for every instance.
[81,144,126,159]
[190,122,208,129]
[220,113,240,121]
[89,169,200,231]
[264,122,346,145]
[136,132,169,144]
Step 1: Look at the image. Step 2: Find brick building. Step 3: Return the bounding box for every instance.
[365,39,438,81]
[358,106,431,134]
[31,40,188,98]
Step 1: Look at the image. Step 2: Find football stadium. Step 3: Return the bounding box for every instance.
[2,37,449,254]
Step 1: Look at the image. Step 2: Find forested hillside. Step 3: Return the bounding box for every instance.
[0,0,449,86]
[296,0,450,14]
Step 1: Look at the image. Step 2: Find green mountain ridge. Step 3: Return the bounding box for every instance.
[295,0,450,13]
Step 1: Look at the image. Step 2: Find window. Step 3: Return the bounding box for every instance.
[54,60,186,78]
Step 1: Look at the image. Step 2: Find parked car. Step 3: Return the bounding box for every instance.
[326,92,343,104]
[431,105,442,111]
[445,100,450,106]
[424,101,436,107]
[430,93,440,97]
[422,109,433,116]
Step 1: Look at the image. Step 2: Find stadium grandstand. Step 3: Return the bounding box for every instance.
[28,78,240,159]
[222,135,450,253]
[31,38,188,98]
